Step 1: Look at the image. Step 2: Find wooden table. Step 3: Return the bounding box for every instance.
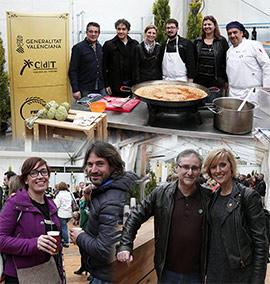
[24,109,107,142]
[113,218,156,284]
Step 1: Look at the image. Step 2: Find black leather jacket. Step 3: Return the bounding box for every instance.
[210,181,268,284]
[193,36,229,87]
[117,181,212,280]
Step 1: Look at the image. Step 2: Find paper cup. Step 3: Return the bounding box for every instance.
[71,227,82,246]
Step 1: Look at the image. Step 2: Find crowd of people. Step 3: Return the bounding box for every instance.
[0,142,269,284]
[68,17,270,103]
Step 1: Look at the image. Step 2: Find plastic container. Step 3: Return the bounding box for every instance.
[89,101,106,113]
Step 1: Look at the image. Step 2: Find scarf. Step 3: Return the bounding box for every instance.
[144,40,156,54]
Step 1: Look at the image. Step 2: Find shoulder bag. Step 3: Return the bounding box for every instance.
[69,190,79,212]
[14,256,61,284]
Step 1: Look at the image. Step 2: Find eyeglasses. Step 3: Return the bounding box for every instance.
[29,169,48,178]
[166,26,177,30]
[178,164,201,173]
[87,30,99,34]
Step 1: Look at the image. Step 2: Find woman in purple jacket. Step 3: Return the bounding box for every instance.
[0,157,64,284]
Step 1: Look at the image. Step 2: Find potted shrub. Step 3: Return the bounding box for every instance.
[186,0,203,41]
[153,0,171,44]
[0,32,11,136]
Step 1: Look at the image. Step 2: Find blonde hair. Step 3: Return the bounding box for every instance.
[144,24,157,34]
[8,175,21,196]
[203,148,237,179]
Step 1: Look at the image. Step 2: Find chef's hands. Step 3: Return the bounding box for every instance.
[117,250,133,266]
[188,78,194,83]
[106,87,112,96]
[73,91,81,100]
[37,235,57,255]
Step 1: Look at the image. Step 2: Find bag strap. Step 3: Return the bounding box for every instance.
[12,210,23,270]
[68,189,76,202]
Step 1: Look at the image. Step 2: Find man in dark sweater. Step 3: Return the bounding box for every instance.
[103,19,138,97]
[70,141,138,284]
[160,18,196,82]
[68,22,105,100]
[116,149,212,283]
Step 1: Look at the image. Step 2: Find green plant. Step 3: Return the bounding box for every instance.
[0,32,11,124]
[144,170,157,197]
[186,0,203,41]
[153,0,171,44]
[127,170,158,205]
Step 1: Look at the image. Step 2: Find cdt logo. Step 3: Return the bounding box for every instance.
[20,59,57,75]
[20,59,33,75]
[16,35,24,54]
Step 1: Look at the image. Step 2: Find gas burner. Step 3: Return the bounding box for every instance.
[147,104,202,129]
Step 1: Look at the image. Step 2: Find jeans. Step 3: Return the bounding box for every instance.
[59,217,71,245]
[89,277,112,284]
[158,268,201,284]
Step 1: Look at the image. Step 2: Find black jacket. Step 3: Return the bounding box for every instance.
[159,35,196,79]
[210,181,268,284]
[117,181,212,281]
[103,35,138,96]
[193,36,229,87]
[134,42,162,83]
[256,180,266,197]
[77,171,138,282]
[68,38,104,93]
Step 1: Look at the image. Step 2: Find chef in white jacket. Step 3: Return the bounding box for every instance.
[226,21,270,102]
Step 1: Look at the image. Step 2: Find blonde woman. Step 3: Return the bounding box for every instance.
[134,24,162,83]
[8,175,21,196]
[203,148,267,284]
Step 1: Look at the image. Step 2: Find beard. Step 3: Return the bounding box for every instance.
[90,175,105,186]
[167,32,177,39]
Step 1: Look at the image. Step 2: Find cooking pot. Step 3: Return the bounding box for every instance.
[130,80,210,108]
[210,97,255,134]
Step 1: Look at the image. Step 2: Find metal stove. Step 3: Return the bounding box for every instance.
[147,104,202,128]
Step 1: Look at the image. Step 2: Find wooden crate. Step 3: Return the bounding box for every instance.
[25,109,107,141]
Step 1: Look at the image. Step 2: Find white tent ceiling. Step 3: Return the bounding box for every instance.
[144,135,267,166]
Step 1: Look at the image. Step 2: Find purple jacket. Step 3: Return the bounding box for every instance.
[0,188,64,282]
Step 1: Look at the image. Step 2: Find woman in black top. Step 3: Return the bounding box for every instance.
[193,16,229,102]
[134,24,162,83]
[203,148,268,284]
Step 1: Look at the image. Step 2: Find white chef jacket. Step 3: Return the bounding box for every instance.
[162,37,188,82]
[226,38,270,100]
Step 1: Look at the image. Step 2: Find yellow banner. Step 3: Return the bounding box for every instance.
[6,12,70,139]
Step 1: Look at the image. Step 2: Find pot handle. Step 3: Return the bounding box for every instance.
[120,86,132,93]
[252,101,259,109]
[207,106,222,114]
